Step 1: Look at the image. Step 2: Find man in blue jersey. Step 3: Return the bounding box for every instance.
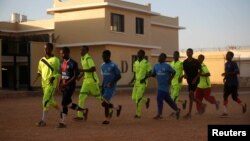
[101,50,122,124]
[221,51,247,117]
[57,47,88,128]
[151,53,180,120]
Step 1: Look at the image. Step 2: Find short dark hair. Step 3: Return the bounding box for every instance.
[62,47,70,53]
[174,51,180,55]
[138,49,145,55]
[46,43,53,50]
[227,51,234,57]
[198,54,205,59]
[160,53,167,58]
[187,48,193,53]
[82,46,89,51]
[103,50,111,57]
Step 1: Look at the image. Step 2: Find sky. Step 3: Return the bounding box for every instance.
[0,0,250,50]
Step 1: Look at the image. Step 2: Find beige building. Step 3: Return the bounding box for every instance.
[0,0,184,90]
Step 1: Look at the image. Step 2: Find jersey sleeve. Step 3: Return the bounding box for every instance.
[167,64,176,74]
[233,62,240,74]
[87,57,96,68]
[37,59,42,74]
[114,64,121,76]
[147,61,152,73]
[52,57,61,79]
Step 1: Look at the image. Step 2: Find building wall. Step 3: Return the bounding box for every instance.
[0,22,17,31]
[0,39,2,88]
[18,20,54,31]
[151,25,178,55]
[104,7,152,46]
[54,8,106,44]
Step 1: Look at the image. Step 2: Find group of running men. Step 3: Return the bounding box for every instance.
[33,43,247,128]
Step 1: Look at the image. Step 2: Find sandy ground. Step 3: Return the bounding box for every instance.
[0,88,250,141]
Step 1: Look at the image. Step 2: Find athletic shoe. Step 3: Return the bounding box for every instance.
[176,109,181,120]
[36,120,46,127]
[220,113,229,117]
[146,98,150,109]
[182,100,187,110]
[134,115,141,119]
[215,101,220,110]
[57,123,66,128]
[117,105,122,117]
[70,103,77,110]
[153,115,163,120]
[168,112,175,117]
[243,103,247,114]
[83,108,89,121]
[102,120,110,125]
[183,113,191,119]
[73,117,84,121]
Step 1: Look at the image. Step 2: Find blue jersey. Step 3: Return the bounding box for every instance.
[61,58,78,84]
[101,61,121,88]
[224,61,239,86]
[152,63,175,92]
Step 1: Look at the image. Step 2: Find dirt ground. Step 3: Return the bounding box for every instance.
[0,88,250,141]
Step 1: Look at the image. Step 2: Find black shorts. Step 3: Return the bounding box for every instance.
[223,85,238,100]
[187,78,199,92]
[61,84,75,106]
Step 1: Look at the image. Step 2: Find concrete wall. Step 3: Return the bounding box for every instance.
[0,39,2,88]
[105,7,152,46]
[54,8,106,44]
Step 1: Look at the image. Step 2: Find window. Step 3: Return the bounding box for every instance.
[111,13,124,32]
[136,17,144,34]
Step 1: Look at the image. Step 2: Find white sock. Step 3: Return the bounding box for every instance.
[42,111,48,122]
[223,105,228,114]
[60,113,67,123]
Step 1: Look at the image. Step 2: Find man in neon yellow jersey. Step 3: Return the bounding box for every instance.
[33,43,61,127]
[170,51,187,112]
[74,46,110,122]
[129,50,151,119]
[195,54,220,114]
[74,46,100,120]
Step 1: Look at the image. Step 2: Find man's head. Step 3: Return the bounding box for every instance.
[60,47,70,60]
[226,51,234,61]
[81,46,89,56]
[44,43,53,56]
[102,50,111,63]
[186,48,193,59]
[173,51,180,61]
[198,54,205,64]
[137,50,145,61]
[158,53,167,63]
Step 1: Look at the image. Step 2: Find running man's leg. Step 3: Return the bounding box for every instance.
[76,82,89,119]
[135,84,147,118]
[195,88,204,113]
[230,86,247,114]
[37,86,58,127]
[163,91,180,119]
[222,85,231,116]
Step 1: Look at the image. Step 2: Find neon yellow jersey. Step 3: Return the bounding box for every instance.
[37,56,60,87]
[80,53,99,84]
[133,59,151,84]
[170,60,183,85]
[197,63,211,88]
